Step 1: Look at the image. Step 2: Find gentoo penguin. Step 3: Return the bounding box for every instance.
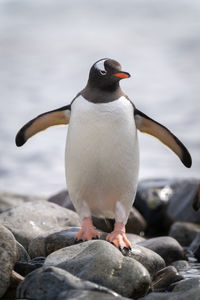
[15,58,192,250]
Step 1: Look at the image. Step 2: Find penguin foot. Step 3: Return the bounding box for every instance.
[75,217,100,242]
[106,222,131,250]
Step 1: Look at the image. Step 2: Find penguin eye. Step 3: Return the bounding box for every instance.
[99,70,107,76]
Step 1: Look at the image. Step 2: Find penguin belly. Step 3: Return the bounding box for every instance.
[65,96,139,222]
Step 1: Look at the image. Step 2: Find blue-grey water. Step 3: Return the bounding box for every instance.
[0,0,200,196]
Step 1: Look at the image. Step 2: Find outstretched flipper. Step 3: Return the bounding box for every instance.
[134,108,192,168]
[15,104,71,147]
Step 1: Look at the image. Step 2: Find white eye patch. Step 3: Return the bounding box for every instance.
[94,59,107,72]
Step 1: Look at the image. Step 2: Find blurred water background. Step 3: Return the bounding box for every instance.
[0,0,199,196]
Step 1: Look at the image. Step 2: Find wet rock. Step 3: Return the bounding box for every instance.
[48,190,75,211]
[139,287,200,300]
[44,240,151,299]
[134,178,200,236]
[0,200,80,249]
[152,266,183,292]
[0,190,47,213]
[138,236,185,265]
[171,277,200,292]
[17,266,121,300]
[57,290,130,300]
[0,225,19,298]
[189,233,200,262]
[14,256,45,277]
[171,260,190,272]
[169,221,200,246]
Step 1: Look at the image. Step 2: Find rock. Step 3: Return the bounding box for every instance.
[171,278,200,292]
[138,236,185,265]
[192,184,200,211]
[139,287,200,300]
[48,190,146,234]
[3,270,24,300]
[0,190,47,213]
[134,178,200,236]
[188,233,200,262]
[169,222,200,246]
[57,290,130,300]
[0,200,80,249]
[44,240,151,299]
[171,260,190,272]
[152,266,183,292]
[29,228,145,258]
[14,256,45,277]
[16,241,30,262]
[17,266,121,300]
[48,190,75,211]
[0,225,19,298]
[127,245,165,277]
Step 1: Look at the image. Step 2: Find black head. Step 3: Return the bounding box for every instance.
[87,58,130,92]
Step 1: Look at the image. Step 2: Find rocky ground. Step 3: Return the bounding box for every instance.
[0,178,200,300]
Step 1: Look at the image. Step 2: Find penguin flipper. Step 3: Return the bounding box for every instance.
[134,108,192,168]
[15,105,71,147]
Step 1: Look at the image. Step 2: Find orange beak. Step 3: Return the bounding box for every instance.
[113,71,130,79]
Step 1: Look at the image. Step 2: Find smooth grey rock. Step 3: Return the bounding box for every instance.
[188,232,200,262]
[45,240,151,299]
[58,290,130,300]
[0,190,47,213]
[127,245,165,277]
[0,200,80,249]
[171,260,190,272]
[16,266,120,300]
[172,278,200,292]
[0,225,19,298]
[139,287,200,300]
[169,221,200,246]
[152,266,183,292]
[138,236,185,265]
[29,228,145,258]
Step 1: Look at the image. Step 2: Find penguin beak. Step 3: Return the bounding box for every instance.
[113,71,131,79]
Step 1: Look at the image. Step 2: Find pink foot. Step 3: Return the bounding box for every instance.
[106,222,131,250]
[75,217,100,241]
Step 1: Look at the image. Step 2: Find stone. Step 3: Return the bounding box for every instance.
[0,190,47,213]
[3,271,24,300]
[44,240,151,298]
[16,266,121,300]
[0,200,80,249]
[29,228,145,258]
[189,233,200,262]
[171,260,190,272]
[152,266,183,292]
[134,178,200,236]
[127,245,165,278]
[48,190,75,211]
[138,236,185,265]
[16,241,30,262]
[0,225,19,298]
[169,221,200,246]
[172,278,200,292]
[57,290,130,300]
[14,256,45,277]
[139,287,200,300]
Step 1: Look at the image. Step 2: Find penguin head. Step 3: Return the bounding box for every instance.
[88,58,130,91]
